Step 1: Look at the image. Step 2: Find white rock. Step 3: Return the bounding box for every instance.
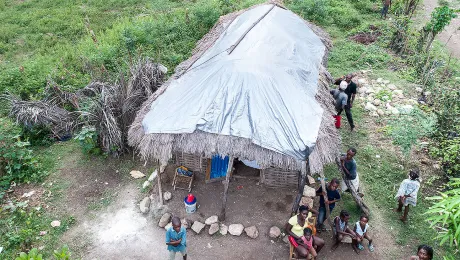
[142,181,150,189]
[140,197,150,213]
[366,96,374,102]
[191,221,206,234]
[205,215,219,225]
[283,235,289,244]
[365,102,377,111]
[415,87,423,92]
[400,105,414,113]
[393,89,403,95]
[377,109,385,116]
[22,191,36,198]
[302,185,316,197]
[50,220,61,227]
[424,91,431,96]
[228,224,245,236]
[433,164,440,170]
[372,99,381,106]
[358,87,368,93]
[130,170,145,179]
[181,218,192,229]
[148,169,158,182]
[381,95,390,101]
[158,213,171,228]
[383,80,390,84]
[163,191,172,201]
[391,108,400,115]
[377,78,383,83]
[269,226,281,238]
[407,99,418,105]
[209,223,219,235]
[370,111,379,117]
[388,84,397,90]
[219,224,228,235]
[366,87,375,94]
[358,78,367,84]
[244,226,259,239]
[374,87,382,93]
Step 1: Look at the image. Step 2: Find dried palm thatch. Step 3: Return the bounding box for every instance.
[128,3,340,173]
[3,94,78,138]
[43,82,79,109]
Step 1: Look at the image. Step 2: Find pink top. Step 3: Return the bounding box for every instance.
[301,236,313,249]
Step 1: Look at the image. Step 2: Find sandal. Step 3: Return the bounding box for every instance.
[357,244,364,250]
[368,244,375,252]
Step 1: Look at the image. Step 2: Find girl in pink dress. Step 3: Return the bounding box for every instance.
[299,228,317,259]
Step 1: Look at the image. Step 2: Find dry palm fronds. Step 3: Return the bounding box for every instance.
[43,82,79,109]
[3,94,78,138]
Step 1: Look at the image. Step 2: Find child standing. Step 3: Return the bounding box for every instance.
[394,169,421,222]
[299,227,317,259]
[332,210,357,250]
[166,217,187,260]
[353,215,374,254]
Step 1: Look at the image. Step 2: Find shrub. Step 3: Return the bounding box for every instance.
[74,126,100,155]
[426,178,460,248]
[430,137,460,177]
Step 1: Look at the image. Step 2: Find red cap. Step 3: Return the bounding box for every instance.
[186,194,195,203]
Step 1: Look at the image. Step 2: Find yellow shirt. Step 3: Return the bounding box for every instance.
[288,213,312,237]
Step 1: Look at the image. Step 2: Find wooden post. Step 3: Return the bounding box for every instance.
[291,158,309,216]
[158,164,166,206]
[335,157,370,216]
[219,156,234,221]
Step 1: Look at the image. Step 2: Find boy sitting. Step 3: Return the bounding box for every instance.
[332,210,357,251]
[353,215,374,254]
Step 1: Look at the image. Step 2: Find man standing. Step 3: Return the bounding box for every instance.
[340,148,360,194]
[381,0,392,19]
[330,81,348,114]
[316,178,341,232]
[334,74,357,131]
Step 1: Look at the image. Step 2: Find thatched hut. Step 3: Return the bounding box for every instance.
[128,3,340,219]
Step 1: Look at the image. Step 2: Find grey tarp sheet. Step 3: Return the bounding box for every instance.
[142,4,326,161]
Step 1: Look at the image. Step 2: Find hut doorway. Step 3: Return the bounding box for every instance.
[232,159,261,181]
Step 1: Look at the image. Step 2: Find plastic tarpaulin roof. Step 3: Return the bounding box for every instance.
[142,4,326,161]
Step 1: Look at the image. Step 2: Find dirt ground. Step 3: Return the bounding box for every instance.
[422,0,460,58]
[50,154,404,260]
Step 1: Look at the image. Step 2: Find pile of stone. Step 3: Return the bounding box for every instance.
[157,213,260,239]
[356,77,425,118]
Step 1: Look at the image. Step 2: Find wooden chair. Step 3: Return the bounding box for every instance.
[172,167,194,192]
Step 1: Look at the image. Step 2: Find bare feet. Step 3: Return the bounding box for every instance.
[393,208,402,213]
[399,216,407,223]
[331,243,340,251]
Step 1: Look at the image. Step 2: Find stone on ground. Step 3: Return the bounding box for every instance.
[130,170,145,179]
[302,185,316,197]
[358,78,367,84]
[415,87,423,93]
[424,91,431,96]
[219,224,228,235]
[358,87,367,93]
[50,220,61,227]
[140,197,151,213]
[365,102,377,111]
[269,226,281,238]
[181,218,193,229]
[307,175,315,184]
[158,213,171,228]
[365,87,375,94]
[383,80,390,84]
[370,111,379,117]
[205,215,219,225]
[377,78,383,83]
[372,99,381,106]
[388,84,397,90]
[342,236,353,243]
[191,221,206,234]
[377,109,385,116]
[282,235,289,244]
[228,224,245,236]
[142,181,150,189]
[163,191,172,201]
[209,223,219,235]
[300,196,313,209]
[148,169,158,182]
[244,226,259,239]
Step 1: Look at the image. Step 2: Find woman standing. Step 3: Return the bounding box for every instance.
[394,169,421,222]
[285,205,325,259]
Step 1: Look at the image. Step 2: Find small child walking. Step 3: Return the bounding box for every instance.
[353,215,374,254]
[299,227,317,260]
[166,217,187,260]
[394,169,421,222]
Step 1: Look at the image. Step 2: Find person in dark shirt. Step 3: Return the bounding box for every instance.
[334,74,357,131]
[340,148,360,193]
[315,178,341,231]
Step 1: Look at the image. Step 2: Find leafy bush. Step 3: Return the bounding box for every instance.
[0,119,46,188]
[15,248,44,260]
[426,178,460,248]
[430,138,460,177]
[74,126,100,155]
[21,125,55,147]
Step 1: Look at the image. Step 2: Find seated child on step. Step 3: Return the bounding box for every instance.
[353,215,374,254]
[299,227,317,260]
[332,210,357,250]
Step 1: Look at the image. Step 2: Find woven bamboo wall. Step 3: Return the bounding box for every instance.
[175,152,208,173]
[262,168,299,188]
